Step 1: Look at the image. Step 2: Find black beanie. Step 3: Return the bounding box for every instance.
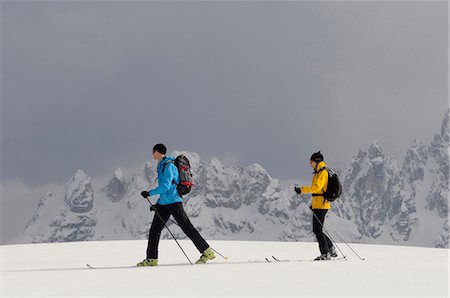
[153,143,167,155]
[310,151,324,163]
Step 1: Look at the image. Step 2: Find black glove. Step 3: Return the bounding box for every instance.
[149,204,157,212]
[141,191,149,198]
[294,187,302,194]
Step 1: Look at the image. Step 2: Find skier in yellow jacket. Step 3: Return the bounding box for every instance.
[295,151,338,260]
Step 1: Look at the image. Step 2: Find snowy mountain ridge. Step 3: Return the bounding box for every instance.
[18,110,449,248]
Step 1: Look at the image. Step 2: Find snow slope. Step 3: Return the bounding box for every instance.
[1,240,448,297]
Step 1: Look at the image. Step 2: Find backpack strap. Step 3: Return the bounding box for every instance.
[311,167,328,197]
[161,160,175,173]
[314,166,327,174]
[161,159,177,185]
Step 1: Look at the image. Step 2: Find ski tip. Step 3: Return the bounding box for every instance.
[224,256,229,260]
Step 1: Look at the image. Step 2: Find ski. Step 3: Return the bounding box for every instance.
[86,255,347,269]
[86,264,137,270]
[270,255,347,262]
[87,258,278,269]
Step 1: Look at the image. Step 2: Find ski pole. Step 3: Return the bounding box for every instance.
[299,194,365,261]
[146,198,193,265]
[210,248,229,260]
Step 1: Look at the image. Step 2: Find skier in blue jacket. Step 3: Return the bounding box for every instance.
[138,143,215,266]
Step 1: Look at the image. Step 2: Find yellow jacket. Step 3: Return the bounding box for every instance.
[301,161,330,210]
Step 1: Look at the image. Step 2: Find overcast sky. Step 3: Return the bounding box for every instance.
[1,1,448,243]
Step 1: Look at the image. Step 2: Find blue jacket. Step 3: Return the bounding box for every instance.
[149,156,183,205]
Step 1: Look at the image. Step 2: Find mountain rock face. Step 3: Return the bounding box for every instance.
[426,111,449,219]
[102,168,126,203]
[335,142,417,243]
[23,171,97,243]
[65,170,94,213]
[342,142,406,238]
[332,109,449,247]
[19,111,449,248]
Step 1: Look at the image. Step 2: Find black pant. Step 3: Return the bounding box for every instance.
[147,202,209,259]
[312,209,333,255]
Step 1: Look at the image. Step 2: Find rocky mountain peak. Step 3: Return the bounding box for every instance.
[402,141,428,187]
[102,168,127,202]
[64,169,94,213]
[368,141,384,160]
[441,109,449,143]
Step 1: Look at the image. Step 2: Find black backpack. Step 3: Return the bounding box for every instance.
[313,167,342,202]
[162,155,194,196]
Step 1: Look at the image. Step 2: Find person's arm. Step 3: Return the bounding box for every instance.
[301,170,328,194]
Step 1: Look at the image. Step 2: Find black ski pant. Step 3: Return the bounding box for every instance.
[312,209,333,255]
[147,202,209,259]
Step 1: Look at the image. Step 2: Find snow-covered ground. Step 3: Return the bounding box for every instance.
[1,240,449,297]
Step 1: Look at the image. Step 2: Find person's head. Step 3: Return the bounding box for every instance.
[152,143,167,161]
[309,151,324,169]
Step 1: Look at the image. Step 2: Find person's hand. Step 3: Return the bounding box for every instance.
[149,204,157,212]
[141,191,149,198]
[294,187,302,194]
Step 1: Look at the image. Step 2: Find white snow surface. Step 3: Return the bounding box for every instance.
[2,240,449,297]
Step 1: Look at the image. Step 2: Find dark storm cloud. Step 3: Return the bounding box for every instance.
[1,1,447,187]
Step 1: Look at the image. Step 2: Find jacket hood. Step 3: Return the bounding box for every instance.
[315,161,327,172]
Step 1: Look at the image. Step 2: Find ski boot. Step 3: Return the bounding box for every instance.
[137,258,158,267]
[330,246,338,258]
[314,252,331,261]
[195,247,216,264]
